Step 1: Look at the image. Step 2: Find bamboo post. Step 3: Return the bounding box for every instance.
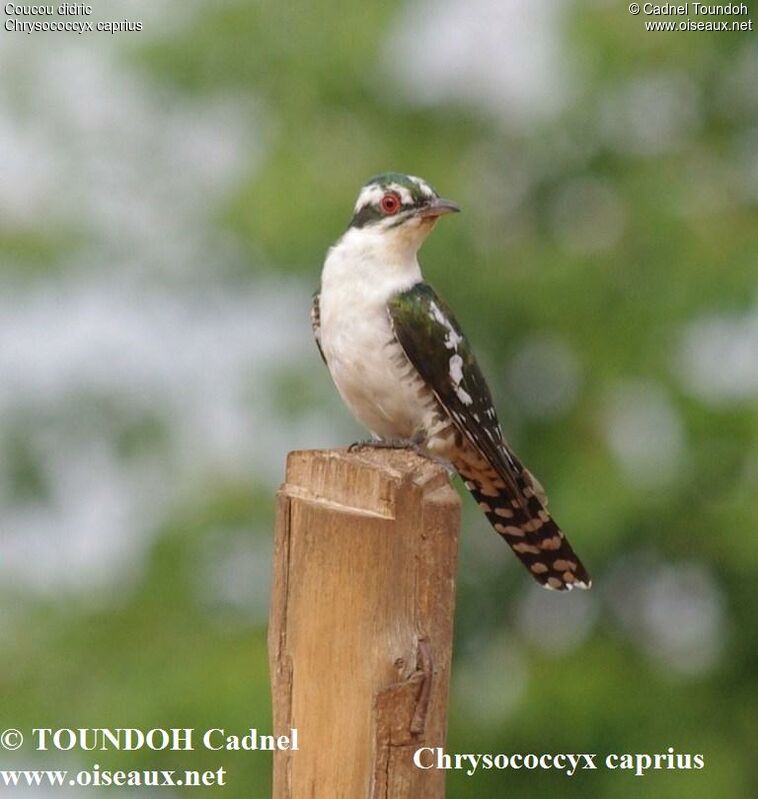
[268,448,461,799]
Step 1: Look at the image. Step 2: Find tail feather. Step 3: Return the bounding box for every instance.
[456,453,591,591]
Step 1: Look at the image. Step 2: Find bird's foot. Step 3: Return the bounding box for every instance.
[348,437,417,453]
[347,436,435,460]
[348,437,446,466]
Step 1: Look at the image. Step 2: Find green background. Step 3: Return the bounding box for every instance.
[1,0,756,796]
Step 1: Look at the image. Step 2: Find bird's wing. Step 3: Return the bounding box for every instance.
[387,282,590,590]
[387,281,519,490]
[310,289,326,365]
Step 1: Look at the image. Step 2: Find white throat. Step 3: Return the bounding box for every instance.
[321,219,435,301]
[317,219,437,441]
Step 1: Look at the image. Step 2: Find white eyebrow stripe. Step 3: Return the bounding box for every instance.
[387,183,414,205]
[354,184,385,213]
[408,175,435,198]
[354,181,417,213]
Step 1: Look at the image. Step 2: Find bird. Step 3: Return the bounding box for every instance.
[312,172,590,591]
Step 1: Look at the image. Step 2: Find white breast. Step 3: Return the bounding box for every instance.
[318,226,437,440]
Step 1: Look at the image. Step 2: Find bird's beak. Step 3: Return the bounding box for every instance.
[417,198,461,218]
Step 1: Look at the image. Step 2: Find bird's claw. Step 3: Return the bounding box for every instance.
[348,438,375,452]
[348,437,414,452]
[348,437,440,463]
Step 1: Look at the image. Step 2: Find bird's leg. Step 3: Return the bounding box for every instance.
[348,437,416,452]
[348,433,440,463]
[347,434,453,470]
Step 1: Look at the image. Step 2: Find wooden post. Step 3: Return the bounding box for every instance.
[268,448,461,799]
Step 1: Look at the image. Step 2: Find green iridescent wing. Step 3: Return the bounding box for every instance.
[387,282,520,493]
[388,282,591,590]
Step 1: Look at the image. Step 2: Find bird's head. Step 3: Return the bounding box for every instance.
[347,172,460,255]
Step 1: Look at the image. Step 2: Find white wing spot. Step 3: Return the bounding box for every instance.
[428,301,463,350]
[447,354,473,405]
[449,354,464,385]
[456,386,473,405]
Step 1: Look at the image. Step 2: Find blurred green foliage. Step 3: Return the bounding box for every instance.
[2,0,757,796]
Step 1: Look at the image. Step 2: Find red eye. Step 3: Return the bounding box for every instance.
[380,193,401,215]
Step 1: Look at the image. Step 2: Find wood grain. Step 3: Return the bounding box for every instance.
[268,448,461,799]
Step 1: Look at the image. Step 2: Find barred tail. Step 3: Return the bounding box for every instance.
[456,456,591,591]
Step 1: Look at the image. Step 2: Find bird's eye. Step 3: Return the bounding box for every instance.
[380,193,401,215]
